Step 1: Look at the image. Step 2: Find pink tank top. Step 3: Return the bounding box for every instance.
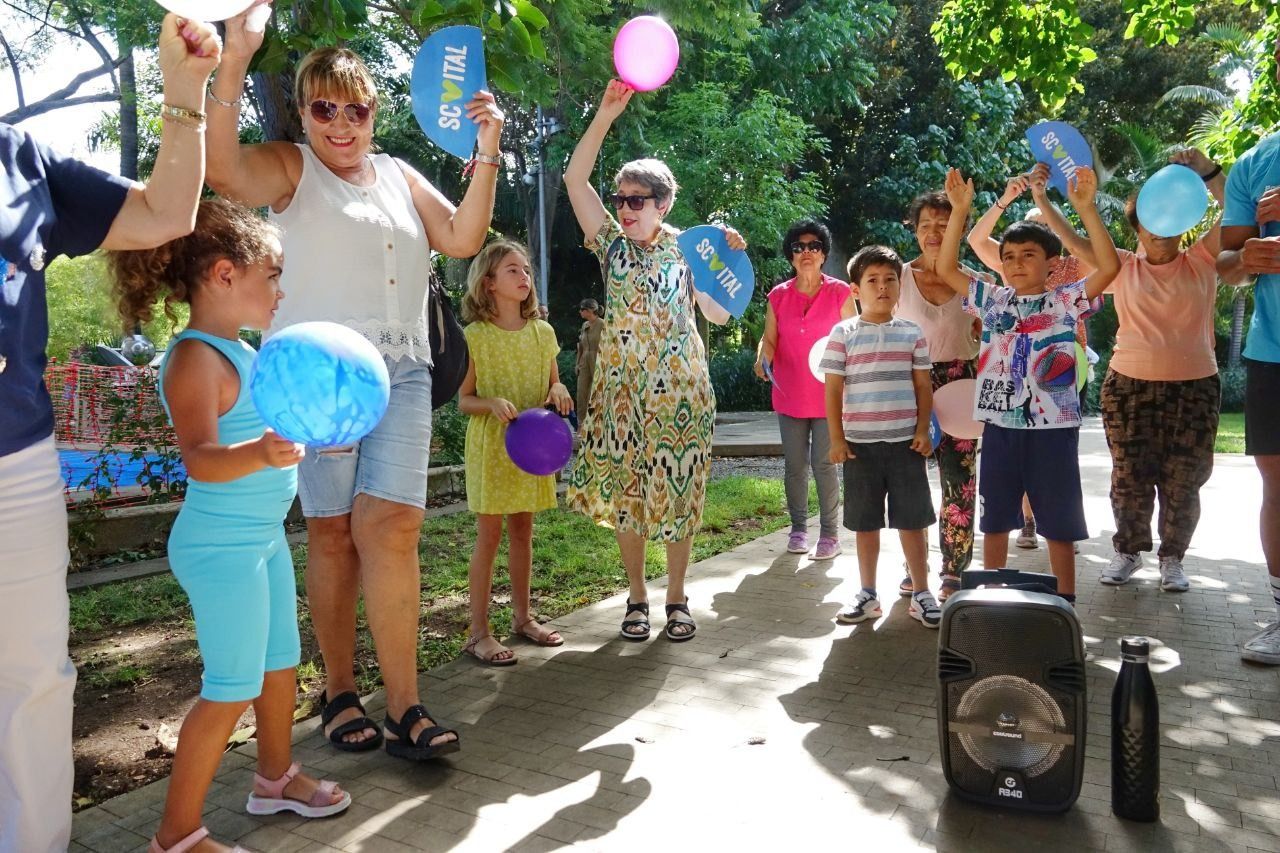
[895,262,979,364]
[767,274,851,418]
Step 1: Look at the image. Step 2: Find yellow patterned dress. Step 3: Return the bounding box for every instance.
[463,319,560,515]
[566,217,716,542]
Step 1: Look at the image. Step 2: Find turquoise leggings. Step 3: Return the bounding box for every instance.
[168,510,301,702]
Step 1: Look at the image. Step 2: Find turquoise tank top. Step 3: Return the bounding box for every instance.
[158,329,297,522]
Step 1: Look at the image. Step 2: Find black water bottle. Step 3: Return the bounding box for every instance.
[1112,636,1160,821]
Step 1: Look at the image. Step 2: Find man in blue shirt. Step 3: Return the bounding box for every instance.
[0,16,220,852]
[1218,76,1280,665]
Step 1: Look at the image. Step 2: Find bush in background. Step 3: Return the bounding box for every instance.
[710,348,771,412]
[1220,365,1246,413]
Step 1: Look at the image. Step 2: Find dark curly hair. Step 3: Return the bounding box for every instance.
[106,198,281,326]
[846,245,903,285]
[781,219,832,260]
[998,220,1063,259]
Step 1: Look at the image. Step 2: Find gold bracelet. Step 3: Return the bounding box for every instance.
[206,80,243,109]
[474,152,501,166]
[163,103,207,124]
[161,112,205,132]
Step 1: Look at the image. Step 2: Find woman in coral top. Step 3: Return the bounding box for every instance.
[755,220,853,560]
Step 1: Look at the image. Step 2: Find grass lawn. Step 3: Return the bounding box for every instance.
[69,475,813,697]
[1218,412,1245,454]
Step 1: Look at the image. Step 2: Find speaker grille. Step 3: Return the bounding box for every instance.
[941,598,1084,807]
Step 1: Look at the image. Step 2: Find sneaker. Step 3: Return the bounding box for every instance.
[1015,522,1038,550]
[836,591,882,624]
[812,536,842,560]
[786,531,808,554]
[1158,556,1190,592]
[1101,552,1142,585]
[1242,622,1280,665]
[910,591,942,628]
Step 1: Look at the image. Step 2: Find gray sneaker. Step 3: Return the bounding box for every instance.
[836,590,882,625]
[1158,557,1190,592]
[1242,622,1280,665]
[1015,522,1038,549]
[1101,552,1142,585]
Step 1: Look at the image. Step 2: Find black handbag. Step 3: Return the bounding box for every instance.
[427,272,469,410]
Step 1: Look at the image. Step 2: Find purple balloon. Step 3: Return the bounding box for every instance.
[504,408,573,476]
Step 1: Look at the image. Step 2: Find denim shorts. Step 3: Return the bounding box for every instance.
[298,355,433,517]
[842,440,936,532]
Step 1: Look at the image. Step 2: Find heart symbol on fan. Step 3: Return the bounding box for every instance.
[1053,144,1067,159]
[441,79,463,103]
[709,254,725,272]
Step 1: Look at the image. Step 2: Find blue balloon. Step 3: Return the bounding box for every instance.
[411,26,488,161]
[928,412,943,453]
[250,322,390,448]
[1136,164,1209,238]
[675,224,756,318]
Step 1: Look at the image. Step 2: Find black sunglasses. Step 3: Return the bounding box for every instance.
[609,193,656,211]
[791,240,824,254]
[309,99,372,125]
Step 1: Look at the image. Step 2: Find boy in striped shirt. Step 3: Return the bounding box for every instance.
[821,245,940,628]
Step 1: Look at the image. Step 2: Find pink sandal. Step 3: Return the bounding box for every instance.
[244,761,351,818]
[149,826,249,852]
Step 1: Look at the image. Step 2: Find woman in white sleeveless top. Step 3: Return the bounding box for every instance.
[893,191,983,602]
[206,12,503,762]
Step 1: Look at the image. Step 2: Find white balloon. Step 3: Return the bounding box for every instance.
[808,335,831,383]
[155,0,257,22]
[245,3,271,31]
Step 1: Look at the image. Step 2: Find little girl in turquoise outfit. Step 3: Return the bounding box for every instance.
[109,199,351,853]
[457,239,574,665]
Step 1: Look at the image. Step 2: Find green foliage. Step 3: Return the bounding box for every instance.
[931,0,1097,111]
[430,401,468,466]
[1124,0,1198,46]
[1216,411,1245,453]
[45,255,183,362]
[709,348,770,412]
[1220,364,1247,413]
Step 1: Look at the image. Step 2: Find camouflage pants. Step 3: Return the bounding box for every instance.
[1100,369,1220,559]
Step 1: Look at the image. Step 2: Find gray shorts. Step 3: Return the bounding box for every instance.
[842,440,936,532]
[297,355,433,516]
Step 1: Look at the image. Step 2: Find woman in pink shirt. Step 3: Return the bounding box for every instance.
[755,220,853,560]
[1033,149,1227,593]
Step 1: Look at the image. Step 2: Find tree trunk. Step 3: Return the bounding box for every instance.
[250,70,303,143]
[1229,290,1246,368]
[117,47,138,180]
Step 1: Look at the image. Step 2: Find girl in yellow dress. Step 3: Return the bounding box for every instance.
[458,239,574,665]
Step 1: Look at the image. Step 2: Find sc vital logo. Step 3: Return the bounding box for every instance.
[411,25,487,161]
[437,46,468,130]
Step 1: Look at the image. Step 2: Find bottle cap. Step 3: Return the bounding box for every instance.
[1120,636,1150,661]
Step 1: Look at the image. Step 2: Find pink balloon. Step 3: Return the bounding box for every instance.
[932,379,985,440]
[613,16,680,92]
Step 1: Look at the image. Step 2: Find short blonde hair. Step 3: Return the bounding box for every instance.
[462,239,539,323]
[295,47,379,111]
[615,158,678,209]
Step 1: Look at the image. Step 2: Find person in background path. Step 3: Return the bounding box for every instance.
[576,297,605,414]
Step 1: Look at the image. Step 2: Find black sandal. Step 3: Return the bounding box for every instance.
[664,601,696,642]
[384,704,460,761]
[320,690,383,753]
[620,600,651,641]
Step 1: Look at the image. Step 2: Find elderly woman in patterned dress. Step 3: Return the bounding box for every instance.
[563,80,745,643]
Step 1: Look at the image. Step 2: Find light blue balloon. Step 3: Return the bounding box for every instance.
[1136,164,1208,238]
[250,322,390,448]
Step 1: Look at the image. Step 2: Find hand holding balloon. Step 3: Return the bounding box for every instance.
[223,0,271,60]
[255,429,305,469]
[1168,147,1215,179]
[489,397,519,423]
[598,80,635,123]
[544,383,574,417]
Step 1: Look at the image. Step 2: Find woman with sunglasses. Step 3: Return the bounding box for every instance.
[205,4,503,762]
[753,221,854,561]
[563,80,745,643]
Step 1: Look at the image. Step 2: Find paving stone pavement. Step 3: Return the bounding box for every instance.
[72,418,1280,852]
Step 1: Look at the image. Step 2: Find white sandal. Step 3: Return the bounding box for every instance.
[150,826,250,852]
[245,761,351,818]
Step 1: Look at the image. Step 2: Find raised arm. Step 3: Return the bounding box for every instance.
[101,15,220,250]
[1170,148,1226,259]
[203,1,300,211]
[967,174,1029,272]
[1067,167,1120,300]
[1029,163,1096,271]
[936,168,977,296]
[564,81,634,239]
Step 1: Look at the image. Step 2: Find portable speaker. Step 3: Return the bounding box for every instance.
[937,588,1086,813]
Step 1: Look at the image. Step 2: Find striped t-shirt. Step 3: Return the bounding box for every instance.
[820,317,930,443]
